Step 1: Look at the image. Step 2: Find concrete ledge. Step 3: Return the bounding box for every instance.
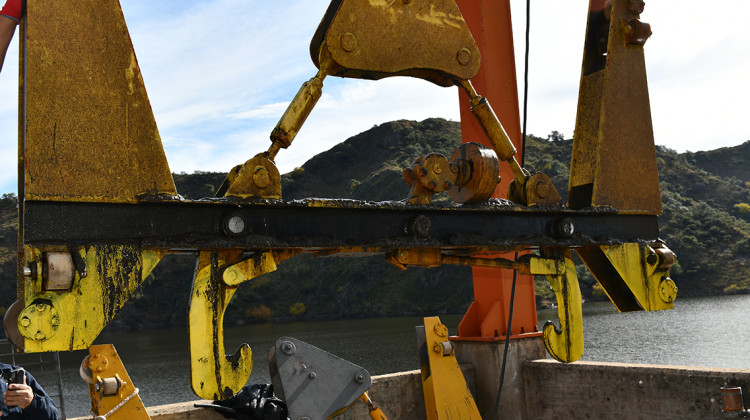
[71,368,475,420]
[524,359,750,420]
[71,400,225,420]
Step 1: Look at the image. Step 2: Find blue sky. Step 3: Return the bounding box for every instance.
[1,0,749,195]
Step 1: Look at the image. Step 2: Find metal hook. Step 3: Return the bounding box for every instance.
[542,252,584,363]
[188,250,277,400]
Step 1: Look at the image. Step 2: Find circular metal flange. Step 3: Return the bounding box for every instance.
[447,142,500,203]
[17,300,60,342]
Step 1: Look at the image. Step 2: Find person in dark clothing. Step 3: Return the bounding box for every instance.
[0,362,58,419]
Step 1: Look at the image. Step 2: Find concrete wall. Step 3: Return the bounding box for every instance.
[453,337,547,419]
[524,360,750,420]
[72,361,750,419]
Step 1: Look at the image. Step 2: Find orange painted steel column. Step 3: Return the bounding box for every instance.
[454,0,540,340]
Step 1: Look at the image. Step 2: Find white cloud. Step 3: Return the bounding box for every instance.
[230,102,290,120]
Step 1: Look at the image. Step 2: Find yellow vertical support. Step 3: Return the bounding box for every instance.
[420,317,481,420]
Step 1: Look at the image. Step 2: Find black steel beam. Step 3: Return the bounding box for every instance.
[23,199,660,251]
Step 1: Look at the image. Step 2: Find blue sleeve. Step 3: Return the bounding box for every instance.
[19,371,59,420]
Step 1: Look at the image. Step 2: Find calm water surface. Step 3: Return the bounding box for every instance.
[43,294,749,418]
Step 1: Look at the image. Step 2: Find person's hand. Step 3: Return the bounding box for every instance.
[4,374,34,410]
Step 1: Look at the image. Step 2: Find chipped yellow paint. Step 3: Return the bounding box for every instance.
[543,254,584,363]
[19,246,164,353]
[189,251,254,400]
[528,256,565,276]
[415,4,463,29]
[599,243,675,311]
[222,252,277,286]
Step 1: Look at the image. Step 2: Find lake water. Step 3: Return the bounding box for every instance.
[30,294,750,418]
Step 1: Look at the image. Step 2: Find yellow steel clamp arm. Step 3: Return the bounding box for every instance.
[542,252,584,363]
[188,250,278,400]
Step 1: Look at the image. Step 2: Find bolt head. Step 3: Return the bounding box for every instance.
[281,341,296,355]
[20,317,30,327]
[225,215,246,235]
[535,180,550,198]
[457,48,472,66]
[354,373,365,384]
[554,218,575,239]
[252,166,271,189]
[340,33,358,52]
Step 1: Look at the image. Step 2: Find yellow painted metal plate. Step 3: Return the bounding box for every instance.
[421,316,481,420]
[21,0,176,202]
[87,344,151,419]
[568,0,661,214]
[313,0,480,86]
[19,246,164,352]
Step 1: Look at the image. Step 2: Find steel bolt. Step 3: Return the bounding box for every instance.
[309,372,317,379]
[224,268,239,283]
[35,331,46,341]
[457,48,472,66]
[281,341,296,355]
[432,163,443,174]
[340,33,357,52]
[36,304,46,312]
[535,180,549,198]
[408,215,432,238]
[252,166,271,189]
[553,218,575,239]
[225,215,246,235]
[354,373,365,384]
[20,317,30,327]
[51,317,59,326]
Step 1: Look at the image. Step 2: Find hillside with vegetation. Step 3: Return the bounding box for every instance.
[1,118,749,330]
